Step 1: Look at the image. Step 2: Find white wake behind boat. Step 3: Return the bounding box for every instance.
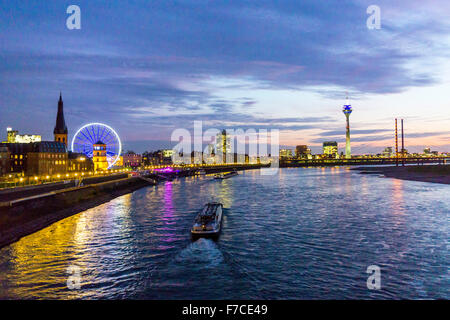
[191,202,223,238]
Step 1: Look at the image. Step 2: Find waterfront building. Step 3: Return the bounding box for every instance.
[204,144,216,164]
[207,144,215,156]
[161,149,174,164]
[0,141,67,176]
[295,145,311,159]
[4,127,41,143]
[115,156,124,167]
[323,141,338,158]
[142,151,154,166]
[123,151,142,167]
[0,145,10,175]
[68,152,94,173]
[141,150,173,166]
[216,129,231,163]
[27,142,68,175]
[142,151,159,166]
[93,140,109,171]
[382,147,393,158]
[2,143,33,174]
[421,148,438,156]
[54,93,68,147]
[162,149,174,158]
[342,95,352,159]
[279,149,293,159]
[190,150,204,164]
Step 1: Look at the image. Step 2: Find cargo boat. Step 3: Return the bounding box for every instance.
[191,202,223,238]
[214,171,238,179]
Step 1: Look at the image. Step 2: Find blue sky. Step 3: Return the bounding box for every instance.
[1,0,449,153]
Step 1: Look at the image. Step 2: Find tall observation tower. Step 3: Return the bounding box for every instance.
[342,94,352,159]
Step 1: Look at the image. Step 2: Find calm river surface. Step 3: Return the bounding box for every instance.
[0,167,448,299]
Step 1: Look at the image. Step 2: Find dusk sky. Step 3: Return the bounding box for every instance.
[1,0,449,154]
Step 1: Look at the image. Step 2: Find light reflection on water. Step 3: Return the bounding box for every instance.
[0,168,448,299]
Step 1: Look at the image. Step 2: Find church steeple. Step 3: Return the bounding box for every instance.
[54,92,68,146]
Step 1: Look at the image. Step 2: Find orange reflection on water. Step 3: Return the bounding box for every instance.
[391,178,405,216]
[329,166,342,175]
[1,193,135,299]
[4,213,83,299]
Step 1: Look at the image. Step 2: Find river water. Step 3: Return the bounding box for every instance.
[0,167,448,299]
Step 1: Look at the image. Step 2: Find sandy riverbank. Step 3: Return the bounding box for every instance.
[353,165,450,185]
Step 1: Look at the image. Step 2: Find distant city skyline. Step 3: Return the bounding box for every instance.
[1,1,449,154]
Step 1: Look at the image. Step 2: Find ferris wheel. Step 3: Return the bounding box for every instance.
[71,123,122,168]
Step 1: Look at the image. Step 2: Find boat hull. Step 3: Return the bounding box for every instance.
[214,171,238,179]
[191,203,223,239]
[191,227,221,239]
